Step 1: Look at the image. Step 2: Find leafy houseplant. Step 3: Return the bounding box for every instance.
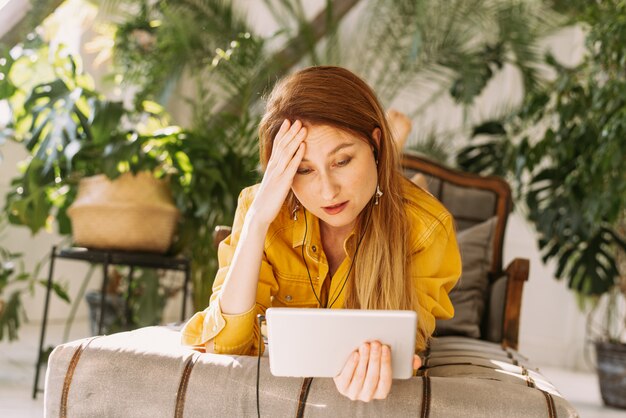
[0,38,188,339]
[456,0,626,408]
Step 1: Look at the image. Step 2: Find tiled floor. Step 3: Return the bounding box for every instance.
[1,321,625,418]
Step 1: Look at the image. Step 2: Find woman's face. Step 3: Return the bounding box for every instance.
[291,124,379,234]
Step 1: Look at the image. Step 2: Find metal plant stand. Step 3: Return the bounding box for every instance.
[32,246,191,399]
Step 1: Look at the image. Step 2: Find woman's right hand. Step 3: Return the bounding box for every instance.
[250,119,307,226]
[334,341,393,402]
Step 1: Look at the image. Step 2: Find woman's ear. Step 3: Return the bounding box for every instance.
[372,127,382,148]
[371,127,382,161]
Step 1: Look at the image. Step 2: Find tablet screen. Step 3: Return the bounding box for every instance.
[265,308,417,379]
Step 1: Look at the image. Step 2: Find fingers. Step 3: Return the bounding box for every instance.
[334,351,359,395]
[273,119,302,150]
[413,354,422,371]
[373,345,393,399]
[360,341,382,401]
[333,342,393,402]
[276,125,307,170]
[345,343,370,400]
[269,119,307,172]
[252,119,307,225]
[284,142,306,177]
[275,118,291,142]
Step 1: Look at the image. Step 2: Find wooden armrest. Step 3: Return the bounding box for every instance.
[501,258,530,351]
[213,226,232,249]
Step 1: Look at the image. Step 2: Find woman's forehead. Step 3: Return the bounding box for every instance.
[302,124,367,149]
[299,125,369,163]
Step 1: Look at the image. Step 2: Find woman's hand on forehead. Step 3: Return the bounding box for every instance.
[250,119,308,226]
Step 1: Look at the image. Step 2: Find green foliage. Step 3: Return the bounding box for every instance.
[457,1,626,304]
[263,0,343,66]
[405,131,453,164]
[165,113,260,309]
[0,219,69,342]
[0,290,23,342]
[0,39,190,340]
[106,0,264,308]
[1,41,187,236]
[346,0,561,106]
[1,18,261,316]
[258,0,563,166]
[112,0,265,107]
[130,269,166,327]
[0,48,17,100]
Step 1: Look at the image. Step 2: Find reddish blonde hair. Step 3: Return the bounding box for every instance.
[259,66,427,349]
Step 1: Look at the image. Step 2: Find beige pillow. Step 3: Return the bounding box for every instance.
[435,217,497,338]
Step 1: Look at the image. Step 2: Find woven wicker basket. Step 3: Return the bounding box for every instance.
[67,172,180,253]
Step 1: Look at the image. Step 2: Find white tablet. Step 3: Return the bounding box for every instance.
[265,308,417,379]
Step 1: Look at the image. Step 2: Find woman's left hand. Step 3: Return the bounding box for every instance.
[333,341,422,402]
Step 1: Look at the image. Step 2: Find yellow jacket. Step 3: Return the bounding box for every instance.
[181,179,461,355]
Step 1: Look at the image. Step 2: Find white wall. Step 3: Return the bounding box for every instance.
[0,0,594,371]
[0,0,31,39]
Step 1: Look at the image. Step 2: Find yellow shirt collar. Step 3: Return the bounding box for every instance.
[291,208,357,256]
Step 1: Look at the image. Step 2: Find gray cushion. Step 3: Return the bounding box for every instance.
[435,217,497,338]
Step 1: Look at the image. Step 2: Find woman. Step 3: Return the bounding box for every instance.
[181,66,461,402]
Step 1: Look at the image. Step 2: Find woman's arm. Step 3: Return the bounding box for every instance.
[180,120,307,354]
[219,119,307,315]
[411,211,462,351]
[216,213,270,314]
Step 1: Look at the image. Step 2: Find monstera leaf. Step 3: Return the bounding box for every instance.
[527,167,626,295]
[21,77,94,176]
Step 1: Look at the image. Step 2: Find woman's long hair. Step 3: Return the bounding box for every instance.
[258,66,427,349]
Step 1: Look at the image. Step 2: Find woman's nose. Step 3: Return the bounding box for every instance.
[319,174,339,201]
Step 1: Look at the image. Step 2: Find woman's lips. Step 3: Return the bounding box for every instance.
[322,201,348,215]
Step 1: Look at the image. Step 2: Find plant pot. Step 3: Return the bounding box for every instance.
[85,290,128,336]
[67,172,180,253]
[595,341,626,409]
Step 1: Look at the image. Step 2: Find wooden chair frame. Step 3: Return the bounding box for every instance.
[401,153,529,350]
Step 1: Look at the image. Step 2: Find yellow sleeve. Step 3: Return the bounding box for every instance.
[411,212,462,351]
[180,186,277,355]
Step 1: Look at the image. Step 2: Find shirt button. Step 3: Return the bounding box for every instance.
[285,295,293,301]
[312,245,317,252]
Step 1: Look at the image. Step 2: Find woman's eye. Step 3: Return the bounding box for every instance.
[336,157,352,167]
[297,168,312,175]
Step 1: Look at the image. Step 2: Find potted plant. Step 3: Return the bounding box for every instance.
[589,212,626,408]
[1,42,183,240]
[0,38,187,337]
[456,0,626,408]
